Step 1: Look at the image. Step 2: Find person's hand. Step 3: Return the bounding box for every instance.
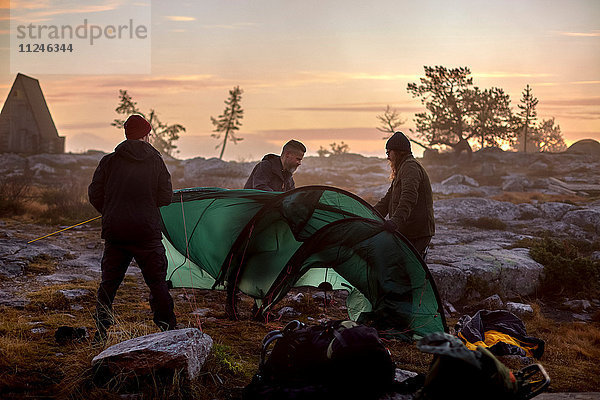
[383,219,398,232]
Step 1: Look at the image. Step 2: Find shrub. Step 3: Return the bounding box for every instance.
[213,343,243,374]
[37,181,97,224]
[460,216,507,230]
[528,237,600,297]
[518,210,539,220]
[0,172,32,216]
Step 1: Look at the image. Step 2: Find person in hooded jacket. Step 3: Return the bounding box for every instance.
[88,114,176,341]
[227,140,305,320]
[374,131,435,259]
[244,140,306,191]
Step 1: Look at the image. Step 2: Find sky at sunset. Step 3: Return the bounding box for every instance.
[1,0,599,160]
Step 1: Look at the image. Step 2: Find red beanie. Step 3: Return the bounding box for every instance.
[124,114,151,140]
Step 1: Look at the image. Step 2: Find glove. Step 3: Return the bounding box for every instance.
[383,219,398,232]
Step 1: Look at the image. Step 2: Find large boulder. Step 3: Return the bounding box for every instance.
[566,139,600,156]
[427,227,544,303]
[562,207,600,235]
[538,202,577,220]
[92,328,213,380]
[502,176,530,192]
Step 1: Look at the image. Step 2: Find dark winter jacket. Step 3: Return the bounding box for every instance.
[374,155,435,240]
[244,154,295,192]
[88,140,172,243]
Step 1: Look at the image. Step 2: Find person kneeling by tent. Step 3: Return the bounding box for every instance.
[88,114,177,342]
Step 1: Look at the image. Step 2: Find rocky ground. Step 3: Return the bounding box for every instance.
[1,149,599,397]
[2,150,599,318]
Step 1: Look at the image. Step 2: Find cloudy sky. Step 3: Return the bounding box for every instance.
[1,0,599,160]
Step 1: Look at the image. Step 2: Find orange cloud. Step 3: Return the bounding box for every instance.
[543,97,600,107]
[165,16,196,21]
[285,105,420,113]
[558,30,600,37]
[202,22,258,30]
[474,72,554,79]
[538,80,600,87]
[253,127,395,142]
[9,1,122,23]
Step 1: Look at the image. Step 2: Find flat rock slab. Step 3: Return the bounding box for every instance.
[428,226,544,302]
[92,328,213,380]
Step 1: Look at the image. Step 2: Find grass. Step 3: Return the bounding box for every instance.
[500,304,600,392]
[26,254,58,275]
[26,280,97,311]
[491,191,586,205]
[1,274,599,398]
[0,181,99,226]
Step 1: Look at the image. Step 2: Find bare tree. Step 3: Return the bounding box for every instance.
[376,105,428,150]
[211,86,244,160]
[376,105,406,139]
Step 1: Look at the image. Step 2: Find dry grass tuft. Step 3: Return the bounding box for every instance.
[26,281,97,311]
[491,191,585,205]
[26,254,58,275]
[460,216,507,230]
[498,304,600,392]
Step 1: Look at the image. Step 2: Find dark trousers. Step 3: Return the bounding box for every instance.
[95,240,176,332]
[409,236,432,260]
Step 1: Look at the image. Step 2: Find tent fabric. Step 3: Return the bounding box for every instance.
[456,310,545,359]
[160,185,447,339]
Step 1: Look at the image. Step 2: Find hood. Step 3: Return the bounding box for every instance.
[261,153,281,163]
[261,154,286,177]
[114,140,160,162]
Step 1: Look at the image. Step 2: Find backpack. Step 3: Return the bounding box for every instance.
[243,320,396,400]
[415,332,550,400]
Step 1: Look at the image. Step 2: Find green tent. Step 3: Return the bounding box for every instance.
[160,185,447,339]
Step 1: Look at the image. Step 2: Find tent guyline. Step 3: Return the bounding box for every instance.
[160,185,447,339]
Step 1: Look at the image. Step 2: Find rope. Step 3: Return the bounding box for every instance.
[162,193,202,331]
[27,215,101,244]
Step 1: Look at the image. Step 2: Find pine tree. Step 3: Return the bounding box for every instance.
[516,84,539,153]
[211,86,244,160]
[471,87,516,149]
[535,118,566,152]
[407,66,476,153]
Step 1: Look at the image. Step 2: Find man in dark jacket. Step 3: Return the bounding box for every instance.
[88,114,176,341]
[243,140,306,191]
[227,140,305,320]
[374,131,435,258]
